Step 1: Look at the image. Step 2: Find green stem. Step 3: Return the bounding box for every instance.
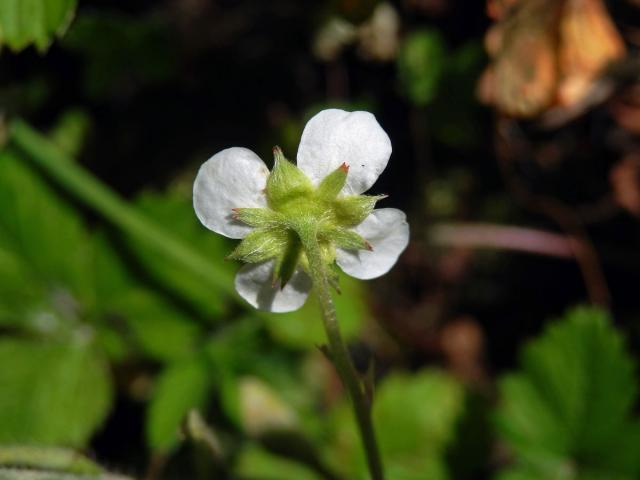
[9,119,267,318]
[298,225,384,480]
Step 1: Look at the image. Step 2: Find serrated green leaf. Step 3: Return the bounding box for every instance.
[0,0,77,52]
[146,356,211,452]
[0,338,113,447]
[495,307,640,479]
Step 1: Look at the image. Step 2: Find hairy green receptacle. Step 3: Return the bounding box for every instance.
[229,146,382,287]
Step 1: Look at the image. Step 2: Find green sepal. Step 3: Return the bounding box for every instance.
[273,233,302,287]
[320,226,371,251]
[317,163,348,200]
[232,208,285,228]
[227,228,288,263]
[333,194,386,226]
[266,147,313,209]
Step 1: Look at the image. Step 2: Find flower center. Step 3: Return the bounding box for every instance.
[228,147,383,285]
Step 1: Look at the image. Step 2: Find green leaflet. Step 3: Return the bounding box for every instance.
[146,356,212,452]
[0,0,77,52]
[234,444,323,480]
[0,151,94,323]
[0,339,113,447]
[495,307,640,479]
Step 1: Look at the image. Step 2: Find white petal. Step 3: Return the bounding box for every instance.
[336,208,409,280]
[297,109,392,195]
[193,147,270,239]
[235,261,312,312]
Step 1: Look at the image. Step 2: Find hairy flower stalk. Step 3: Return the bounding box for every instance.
[298,224,385,480]
[193,109,409,479]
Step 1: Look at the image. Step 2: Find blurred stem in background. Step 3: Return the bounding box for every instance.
[298,224,385,480]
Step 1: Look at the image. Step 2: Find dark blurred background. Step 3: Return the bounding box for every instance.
[1,1,640,479]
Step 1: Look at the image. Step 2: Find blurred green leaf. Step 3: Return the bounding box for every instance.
[0,0,76,52]
[0,245,39,325]
[0,470,132,480]
[204,317,263,375]
[331,370,465,480]
[146,356,212,452]
[0,446,101,475]
[0,151,93,325]
[397,29,446,107]
[111,289,201,363]
[495,470,542,480]
[234,444,323,480]
[131,191,233,319]
[0,338,113,447]
[495,307,640,479]
[48,109,92,158]
[235,376,299,438]
[89,233,134,316]
[268,273,365,348]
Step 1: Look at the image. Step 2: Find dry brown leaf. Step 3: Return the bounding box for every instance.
[610,86,640,135]
[557,0,627,106]
[486,0,561,117]
[610,155,640,216]
[487,0,520,19]
[480,0,626,118]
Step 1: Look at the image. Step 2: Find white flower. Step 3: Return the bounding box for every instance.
[193,109,409,313]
